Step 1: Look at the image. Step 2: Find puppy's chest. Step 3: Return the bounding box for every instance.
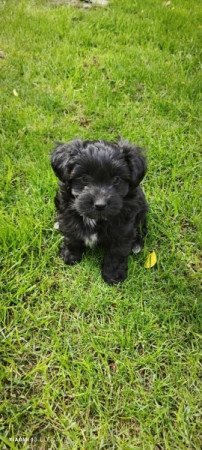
[83,218,98,248]
[82,218,112,248]
[84,233,98,248]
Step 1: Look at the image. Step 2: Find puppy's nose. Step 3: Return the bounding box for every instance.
[94,200,107,211]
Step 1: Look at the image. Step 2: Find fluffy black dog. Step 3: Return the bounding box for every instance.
[51,139,148,284]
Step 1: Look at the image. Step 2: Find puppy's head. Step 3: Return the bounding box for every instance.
[51,139,146,220]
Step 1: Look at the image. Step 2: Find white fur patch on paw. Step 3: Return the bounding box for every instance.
[84,233,98,248]
[54,221,60,230]
[132,244,142,254]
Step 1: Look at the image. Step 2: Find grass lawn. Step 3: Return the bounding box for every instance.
[0,0,201,448]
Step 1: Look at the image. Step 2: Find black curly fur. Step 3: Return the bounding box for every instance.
[51,139,148,284]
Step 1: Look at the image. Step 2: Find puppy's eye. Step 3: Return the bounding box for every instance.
[80,175,92,184]
[113,176,121,185]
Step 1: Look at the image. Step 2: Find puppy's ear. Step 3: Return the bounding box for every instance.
[119,139,147,187]
[51,139,82,183]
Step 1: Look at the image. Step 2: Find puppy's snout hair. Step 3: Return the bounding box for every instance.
[93,187,110,208]
[51,138,148,284]
[94,198,107,211]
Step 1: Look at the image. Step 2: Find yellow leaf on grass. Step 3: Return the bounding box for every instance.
[144,251,157,269]
[13,89,18,97]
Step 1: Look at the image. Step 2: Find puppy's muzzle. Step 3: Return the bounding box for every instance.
[94,199,107,211]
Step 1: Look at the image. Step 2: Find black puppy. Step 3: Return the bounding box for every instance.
[51,139,148,284]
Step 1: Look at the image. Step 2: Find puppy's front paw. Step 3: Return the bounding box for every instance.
[60,245,82,265]
[102,259,127,285]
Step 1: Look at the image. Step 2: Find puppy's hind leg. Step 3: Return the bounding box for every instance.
[132,211,147,254]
